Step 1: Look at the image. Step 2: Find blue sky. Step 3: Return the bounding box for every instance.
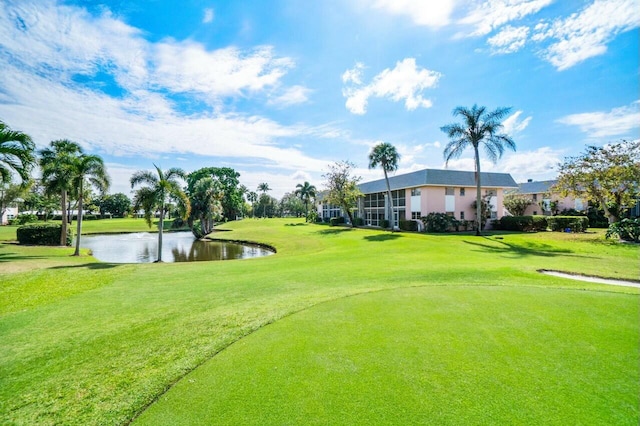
[1,0,638,198]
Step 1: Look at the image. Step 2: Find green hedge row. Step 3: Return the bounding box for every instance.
[329,216,346,226]
[16,223,72,246]
[499,215,588,232]
[399,220,418,232]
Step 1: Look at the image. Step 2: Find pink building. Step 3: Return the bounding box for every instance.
[515,180,585,216]
[319,168,518,228]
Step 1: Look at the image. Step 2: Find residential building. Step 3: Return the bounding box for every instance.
[318,168,518,228]
[515,179,585,216]
[1,206,18,225]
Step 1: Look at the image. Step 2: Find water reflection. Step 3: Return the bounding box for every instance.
[81,232,273,263]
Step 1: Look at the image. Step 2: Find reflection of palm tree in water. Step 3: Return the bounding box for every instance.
[171,240,247,262]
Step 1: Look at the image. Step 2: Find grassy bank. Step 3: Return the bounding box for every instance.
[0,218,638,424]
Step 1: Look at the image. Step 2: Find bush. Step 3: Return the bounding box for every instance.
[547,216,589,232]
[421,213,458,233]
[606,218,640,242]
[329,216,345,226]
[353,217,364,227]
[380,219,390,229]
[17,223,72,246]
[500,215,548,232]
[399,220,418,232]
[14,213,38,225]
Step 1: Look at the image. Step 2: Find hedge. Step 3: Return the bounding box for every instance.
[547,216,589,232]
[329,216,346,226]
[17,223,72,246]
[500,215,548,232]
[399,219,418,232]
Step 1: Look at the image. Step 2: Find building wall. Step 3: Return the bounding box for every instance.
[1,206,19,225]
[522,193,584,216]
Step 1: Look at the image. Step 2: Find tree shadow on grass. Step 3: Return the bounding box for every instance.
[463,237,596,259]
[315,228,354,236]
[284,223,308,227]
[363,233,402,242]
[49,262,121,270]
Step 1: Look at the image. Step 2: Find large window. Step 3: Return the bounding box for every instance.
[411,211,421,220]
[445,187,455,196]
[460,188,465,196]
[363,190,406,227]
[411,188,421,196]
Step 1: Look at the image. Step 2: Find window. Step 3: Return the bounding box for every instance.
[485,189,497,197]
[532,194,538,201]
[445,187,455,196]
[460,188,465,196]
[460,211,465,220]
[411,211,421,220]
[411,188,421,196]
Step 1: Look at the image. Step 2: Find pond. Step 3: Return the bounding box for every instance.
[80,231,274,263]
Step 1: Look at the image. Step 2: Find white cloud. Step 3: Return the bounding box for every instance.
[268,85,312,107]
[442,146,562,181]
[152,42,294,99]
[557,101,640,138]
[460,0,553,36]
[532,0,640,70]
[487,25,529,54]
[372,0,455,28]
[203,8,214,24]
[502,110,532,135]
[342,58,441,115]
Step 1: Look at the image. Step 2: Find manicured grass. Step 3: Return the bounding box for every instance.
[136,286,639,425]
[0,219,638,425]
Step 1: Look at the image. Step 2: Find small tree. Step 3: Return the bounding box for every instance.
[503,193,531,216]
[323,161,362,226]
[99,193,131,218]
[555,140,640,224]
[368,142,400,230]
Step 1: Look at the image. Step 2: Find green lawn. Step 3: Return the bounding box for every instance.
[0,218,638,425]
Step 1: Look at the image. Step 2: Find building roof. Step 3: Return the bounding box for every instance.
[516,180,557,194]
[358,168,518,194]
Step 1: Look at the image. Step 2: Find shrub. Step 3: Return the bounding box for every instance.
[14,213,38,225]
[399,219,418,232]
[353,217,364,227]
[17,223,72,246]
[329,216,345,226]
[306,211,319,223]
[547,216,589,232]
[380,219,390,229]
[421,213,458,233]
[531,215,548,231]
[606,218,640,243]
[500,216,532,231]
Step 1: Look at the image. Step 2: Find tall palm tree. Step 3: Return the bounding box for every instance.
[441,104,516,236]
[1,120,36,183]
[70,154,110,256]
[257,182,271,218]
[39,140,83,246]
[295,181,317,220]
[247,191,258,217]
[131,165,190,262]
[368,142,400,230]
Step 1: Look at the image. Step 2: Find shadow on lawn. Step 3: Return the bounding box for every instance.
[49,262,120,270]
[315,228,354,236]
[363,233,402,242]
[463,237,596,258]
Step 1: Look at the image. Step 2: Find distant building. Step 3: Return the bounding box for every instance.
[318,168,518,228]
[1,206,18,225]
[514,179,585,216]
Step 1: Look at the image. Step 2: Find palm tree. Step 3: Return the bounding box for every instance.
[131,165,190,262]
[440,104,516,236]
[368,142,400,230]
[257,182,271,218]
[187,176,222,239]
[1,120,36,183]
[39,140,83,246]
[247,191,258,217]
[70,154,110,256]
[295,181,317,220]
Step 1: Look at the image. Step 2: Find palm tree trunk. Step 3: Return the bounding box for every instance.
[384,169,394,231]
[157,202,164,262]
[60,190,68,246]
[474,147,482,236]
[73,183,83,256]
